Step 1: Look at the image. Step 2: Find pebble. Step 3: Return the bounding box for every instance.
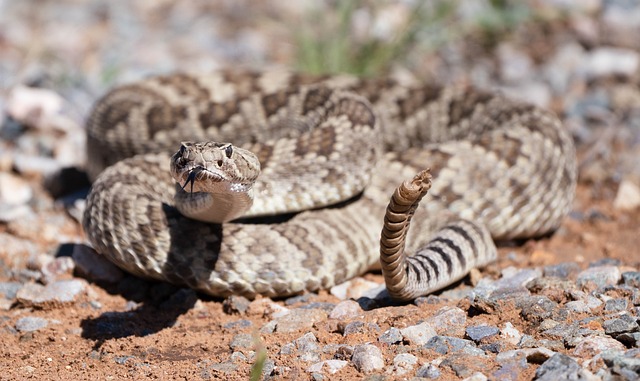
[496,347,555,364]
[272,308,327,334]
[378,327,403,344]
[439,353,488,378]
[519,296,558,323]
[71,244,124,283]
[390,353,417,375]
[306,360,348,375]
[576,266,621,288]
[229,333,253,350]
[415,363,441,378]
[466,325,500,343]
[543,262,581,279]
[604,298,628,312]
[351,344,384,374]
[500,322,522,345]
[16,279,86,308]
[573,336,626,357]
[585,47,640,79]
[425,306,467,337]
[423,336,480,355]
[15,316,48,332]
[622,271,640,288]
[0,172,33,206]
[535,353,598,381]
[614,179,640,210]
[0,282,22,300]
[399,322,437,345]
[329,278,381,300]
[603,314,639,335]
[222,295,251,315]
[328,300,362,320]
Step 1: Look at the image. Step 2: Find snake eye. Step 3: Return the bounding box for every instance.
[224,145,233,159]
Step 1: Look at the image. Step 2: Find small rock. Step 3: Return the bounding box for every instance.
[543,263,581,279]
[565,301,590,313]
[390,353,417,376]
[603,314,639,335]
[0,172,32,206]
[6,85,64,129]
[329,300,362,320]
[72,244,124,283]
[466,325,500,343]
[330,278,381,300]
[500,322,522,345]
[535,353,597,381]
[16,279,87,308]
[15,317,48,332]
[273,308,327,334]
[223,295,251,315]
[426,306,467,337]
[576,266,621,289]
[40,256,75,283]
[614,179,640,210]
[423,336,479,355]
[378,327,403,344]
[622,271,640,288]
[519,296,558,323]
[585,48,640,79]
[351,344,384,374]
[248,298,290,319]
[341,321,364,336]
[295,332,319,353]
[306,360,348,375]
[279,343,295,355]
[415,363,440,378]
[616,332,640,347]
[12,154,62,177]
[573,336,626,357]
[229,333,254,350]
[605,298,628,312]
[400,322,437,345]
[0,282,22,300]
[440,353,488,378]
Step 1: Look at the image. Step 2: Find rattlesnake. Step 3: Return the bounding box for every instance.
[82,70,576,301]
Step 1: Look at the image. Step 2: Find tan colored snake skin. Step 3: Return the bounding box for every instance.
[82,70,577,300]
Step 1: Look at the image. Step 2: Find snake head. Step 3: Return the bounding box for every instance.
[170,141,260,193]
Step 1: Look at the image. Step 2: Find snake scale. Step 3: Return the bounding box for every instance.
[82,70,576,300]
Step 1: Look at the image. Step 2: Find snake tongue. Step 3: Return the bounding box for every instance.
[181,167,202,193]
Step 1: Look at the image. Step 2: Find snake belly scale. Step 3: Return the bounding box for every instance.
[82,70,576,300]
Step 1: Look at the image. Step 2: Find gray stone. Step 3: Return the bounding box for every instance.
[400,322,436,346]
[378,327,403,344]
[496,347,555,364]
[16,279,86,307]
[565,301,590,313]
[229,333,253,350]
[603,314,639,335]
[295,332,319,352]
[440,353,487,378]
[622,272,640,288]
[605,298,628,312]
[15,317,48,332]
[519,296,558,323]
[543,263,581,279]
[222,295,250,315]
[576,266,621,288]
[341,321,364,336]
[72,244,124,283]
[391,353,417,376]
[0,282,22,300]
[423,335,478,355]
[306,360,348,375]
[351,344,384,374]
[329,300,362,320]
[466,325,500,343]
[279,343,295,355]
[426,306,467,337]
[535,353,596,381]
[601,350,640,375]
[222,319,252,330]
[415,363,440,378]
[273,308,327,333]
[573,336,626,357]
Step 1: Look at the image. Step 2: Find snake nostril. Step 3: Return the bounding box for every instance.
[217,160,223,167]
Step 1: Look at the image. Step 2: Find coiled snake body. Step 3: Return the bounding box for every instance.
[83,70,576,300]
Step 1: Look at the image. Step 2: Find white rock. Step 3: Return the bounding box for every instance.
[329,300,363,320]
[306,360,348,374]
[390,353,417,375]
[330,277,381,300]
[351,344,384,374]
[400,322,437,345]
[614,179,640,210]
[585,48,640,78]
[573,336,626,357]
[0,172,32,206]
[6,86,64,130]
[500,322,522,345]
